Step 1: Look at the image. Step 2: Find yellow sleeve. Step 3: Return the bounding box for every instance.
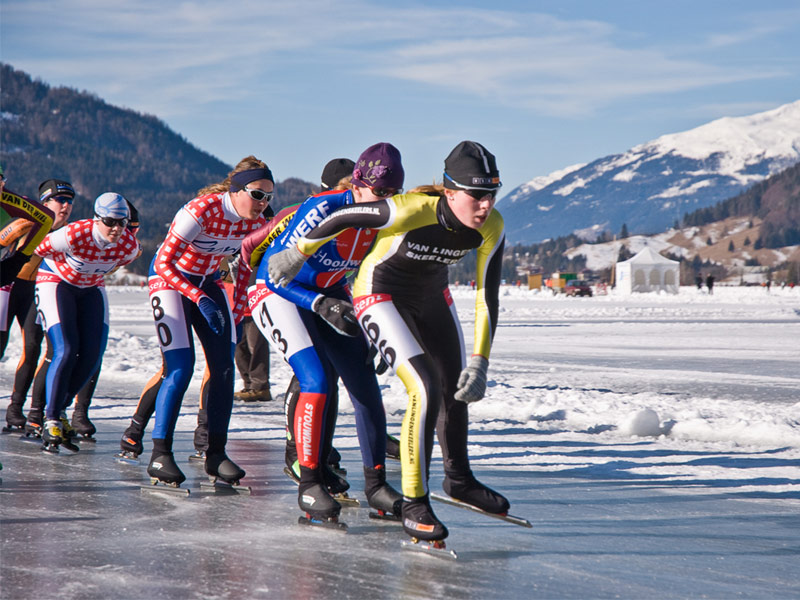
[473,209,505,358]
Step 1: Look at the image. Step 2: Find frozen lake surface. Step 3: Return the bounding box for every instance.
[2,285,799,599]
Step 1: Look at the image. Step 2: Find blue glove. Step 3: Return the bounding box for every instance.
[198,297,224,336]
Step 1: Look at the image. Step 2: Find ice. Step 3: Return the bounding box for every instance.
[1,285,799,598]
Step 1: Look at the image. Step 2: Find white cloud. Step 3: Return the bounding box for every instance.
[2,0,795,121]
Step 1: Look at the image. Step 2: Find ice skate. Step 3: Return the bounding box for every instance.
[401,537,458,560]
[327,446,346,477]
[364,465,402,520]
[283,460,301,484]
[41,420,64,453]
[146,452,187,489]
[119,419,144,456]
[22,410,43,441]
[442,471,510,514]
[59,413,77,440]
[71,408,96,440]
[201,453,250,493]
[401,495,448,542]
[298,466,344,527]
[204,452,245,484]
[188,450,206,462]
[385,433,400,461]
[115,449,141,465]
[322,464,359,507]
[3,402,27,432]
[192,418,208,459]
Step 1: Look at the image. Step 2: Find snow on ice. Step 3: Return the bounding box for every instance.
[1,284,799,599]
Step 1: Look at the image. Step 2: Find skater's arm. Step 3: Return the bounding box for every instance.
[153,209,206,304]
[472,211,504,359]
[1,190,54,256]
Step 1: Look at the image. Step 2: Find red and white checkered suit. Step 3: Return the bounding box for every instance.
[35,219,140,288]
[152,192,267,322]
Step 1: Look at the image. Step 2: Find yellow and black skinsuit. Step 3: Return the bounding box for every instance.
[294,192,504,499]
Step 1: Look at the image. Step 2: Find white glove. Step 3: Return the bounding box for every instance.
[454,355,489,403]
[268,246,307,287]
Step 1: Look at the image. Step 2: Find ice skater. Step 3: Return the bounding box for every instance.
[14,196,140,441]
[0,164,54,287]
[268,141,509,543]
[34,192,140,451]
[248,144,405,525]
[144,156,271,487]
[3,179,75,433]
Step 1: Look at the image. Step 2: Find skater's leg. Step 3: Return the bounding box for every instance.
[429,296,509,514]
[120,357,164,455]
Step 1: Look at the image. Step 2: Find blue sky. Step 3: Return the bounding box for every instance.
[2,0,799,195]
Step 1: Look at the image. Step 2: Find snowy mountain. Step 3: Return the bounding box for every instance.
[500,101,800,244]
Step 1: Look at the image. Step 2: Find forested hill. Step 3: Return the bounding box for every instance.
[681,160,800,248]
[0,63,317,274]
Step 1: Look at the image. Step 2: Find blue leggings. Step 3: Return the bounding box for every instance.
[36,282,108,421]
[150,277,235,450]
[251,288,386,469]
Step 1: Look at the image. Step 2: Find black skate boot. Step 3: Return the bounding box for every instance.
[364,465,403,519]
[191,408,208,461]
[402,495,448,541]
[71,408,96,440]
[284,461,301,484]
[4,402,27,432]
[386,433,401,461]
[119,418,144,457]
[298,465,343,525]
[147,452,186,486]
[322,463,350,495]
[322,463,360,506]
[24,410,43,440]
[205,452,246,485]
[327,446,346,476]
[191,430,208,460]
[41,420,63,453]
[442,471,510,514]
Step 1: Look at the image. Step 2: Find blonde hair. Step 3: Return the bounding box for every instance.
[333,175,352,191]
[197,155,269,196]
[408,183,445,197]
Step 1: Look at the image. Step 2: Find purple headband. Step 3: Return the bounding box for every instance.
[230,167,274,191]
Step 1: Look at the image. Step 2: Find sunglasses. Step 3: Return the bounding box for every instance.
[244,186,273,202]
[370,187,400,199]
[95,214,129,228]
[464,188,497,201]
[48,195,74,205]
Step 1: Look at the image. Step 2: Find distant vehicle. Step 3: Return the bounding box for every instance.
[544,272,577,294]
[563,280,593,297]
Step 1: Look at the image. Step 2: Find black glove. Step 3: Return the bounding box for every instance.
[312,296,360,337]
[375,357,389,375]
[366,344,389,374]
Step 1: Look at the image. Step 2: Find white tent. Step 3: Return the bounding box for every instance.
[615,247,680,294]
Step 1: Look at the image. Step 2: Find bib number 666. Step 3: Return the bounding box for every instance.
[360,313,396,369]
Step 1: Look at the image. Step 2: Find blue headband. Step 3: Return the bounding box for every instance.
[230,167,274,191]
